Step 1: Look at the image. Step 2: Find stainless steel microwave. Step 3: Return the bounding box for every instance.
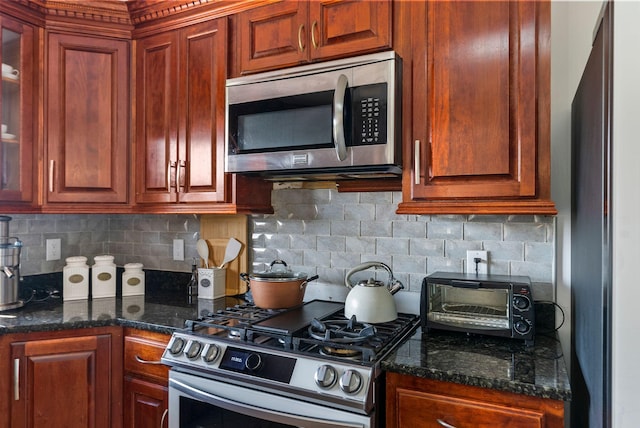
[421,272,536,346]
[225,51,401,181]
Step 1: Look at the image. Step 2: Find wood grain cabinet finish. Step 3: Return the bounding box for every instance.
[135,18,227,205]
[0,15,35,205]
[386,373,564,428]
[236,0,391,75]
[396,0,556,214]
[0,327,123,428]
[45,32,129,205]
[123,329,170,428]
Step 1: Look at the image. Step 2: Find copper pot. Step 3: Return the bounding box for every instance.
[240,260,319,309]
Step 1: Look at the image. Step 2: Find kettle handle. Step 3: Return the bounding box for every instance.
[345,261,393,288]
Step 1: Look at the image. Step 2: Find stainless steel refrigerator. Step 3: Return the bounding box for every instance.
[571,2,612,427]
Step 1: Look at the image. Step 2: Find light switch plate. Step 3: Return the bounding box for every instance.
[466,250,488,274]
[46,238,61,261]
[173,239,184,261]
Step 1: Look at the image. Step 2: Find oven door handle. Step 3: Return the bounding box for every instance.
[169,377,364,428]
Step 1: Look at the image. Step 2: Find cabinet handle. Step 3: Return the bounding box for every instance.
[49,160,55,193]
[135,355,164,365]
[13,358,19,401]
[311,21,319,49]
[176,161,181,193]
[298,24,305,52]
[161,408,169,428]
[436,419,457,428]
[166,161,171,192]
[414,140,421,185]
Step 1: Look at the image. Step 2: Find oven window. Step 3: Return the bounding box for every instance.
[180,396,296,428]
[428,283,510,330]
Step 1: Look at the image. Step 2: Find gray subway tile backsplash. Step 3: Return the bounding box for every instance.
[3,188,555,307]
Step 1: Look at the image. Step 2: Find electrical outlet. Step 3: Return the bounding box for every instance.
[173,239,185,261]
[466,250,488,275]
[46,238,61,261]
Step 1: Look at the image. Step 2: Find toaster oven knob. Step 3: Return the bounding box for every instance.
[202,344,220,364]
[245,353,263,371]
[168,337,186,355]
[314,365,337,389]
[514,320,532,335]
[513,295,531,311]
[184,341,203,360]
[339,370,363,394]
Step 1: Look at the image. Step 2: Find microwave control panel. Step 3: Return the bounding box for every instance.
[352,83,387,146]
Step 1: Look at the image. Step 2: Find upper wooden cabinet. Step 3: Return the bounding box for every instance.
[45,32,130,206]
[0,15,35,206]
[235,0,391,75]
[395,0,556,214]
[135,19,227,206]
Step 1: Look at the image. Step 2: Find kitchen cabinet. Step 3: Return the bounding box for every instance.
[45,32,129,206]
[135,19,227,206]
[386,372,564,428]
[235,0,391,75]
[123,328,170,428]
[0,14,35,206]
[0,327,123,428]
[395,0,556,214]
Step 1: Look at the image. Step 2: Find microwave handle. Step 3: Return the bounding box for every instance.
[451,280,481,289]
[332,74,348,161]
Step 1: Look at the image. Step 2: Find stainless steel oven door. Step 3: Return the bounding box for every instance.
[168,370,373,428]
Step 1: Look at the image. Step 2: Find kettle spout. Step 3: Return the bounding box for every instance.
[389,280,404,295]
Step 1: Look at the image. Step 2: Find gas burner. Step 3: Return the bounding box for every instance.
[308,315,377,344]
[319,345,362,359]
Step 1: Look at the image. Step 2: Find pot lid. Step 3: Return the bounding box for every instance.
[249,259,308,281]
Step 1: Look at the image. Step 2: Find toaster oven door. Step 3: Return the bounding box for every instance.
[425,281,511,334]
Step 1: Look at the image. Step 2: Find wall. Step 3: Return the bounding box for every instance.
[3,213,199,276]
[250,189,555,314]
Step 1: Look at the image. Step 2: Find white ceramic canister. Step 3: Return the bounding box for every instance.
[92,255,116,298]
[63,256,89,300]
[122,262,145,296]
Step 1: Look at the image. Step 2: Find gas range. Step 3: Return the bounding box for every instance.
[161,299,419,414]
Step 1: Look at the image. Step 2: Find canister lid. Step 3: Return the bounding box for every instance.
[65,256,88,265]
[94,254,115,264]
[124,262,144,270]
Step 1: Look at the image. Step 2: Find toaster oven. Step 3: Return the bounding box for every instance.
[421,272,535,346]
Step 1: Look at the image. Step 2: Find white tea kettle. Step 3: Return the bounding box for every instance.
[344,261,404,323]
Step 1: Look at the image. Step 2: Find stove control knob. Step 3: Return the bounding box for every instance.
[168,337,186,355]
[202,344,220,364]
[184,341,203,360]
[339,369,363,395]
[314,365,337,389]
[245,353,263,371]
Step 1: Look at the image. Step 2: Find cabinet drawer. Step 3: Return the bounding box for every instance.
[396,388,545,428]
[124,334,170,382]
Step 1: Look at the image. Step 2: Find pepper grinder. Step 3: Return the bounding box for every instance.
[187,258,198,304]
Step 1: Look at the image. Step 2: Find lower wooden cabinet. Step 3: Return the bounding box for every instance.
[0,327,123,428]
[386,372,564,428]
[123,328,170,428]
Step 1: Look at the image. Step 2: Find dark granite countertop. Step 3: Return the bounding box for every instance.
[382,328,571,402]
[4,271,571,403]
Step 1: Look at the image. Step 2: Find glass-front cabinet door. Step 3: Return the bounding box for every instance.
[0,15,34,203]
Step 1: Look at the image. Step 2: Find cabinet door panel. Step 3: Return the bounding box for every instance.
[410,1,538,200]
[179,19,226,203]
[46,33,129,203]
[124,376,168,428]
[0,17,34,203]
[11,334,113,428]
[238,1,308,74]
[135,32,179,204]
[309,0,391,60]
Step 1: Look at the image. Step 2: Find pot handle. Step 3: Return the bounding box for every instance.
[300,274,319,289]
[345,262,393,288]
[240,273,251,284]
